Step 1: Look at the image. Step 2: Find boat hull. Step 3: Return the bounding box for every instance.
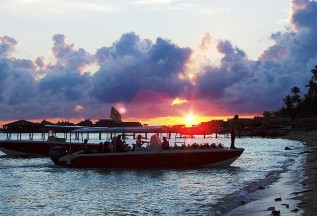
[55,148,244,168]
[0,140,95,156]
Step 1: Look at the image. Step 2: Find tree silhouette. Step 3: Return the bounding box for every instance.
[311,65,317,82]
[290,86,302,107]
[306,80,317,98]
[277,65,317,118]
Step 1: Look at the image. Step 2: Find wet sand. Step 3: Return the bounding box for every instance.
[226,129,317,216]
[283,130,317,216]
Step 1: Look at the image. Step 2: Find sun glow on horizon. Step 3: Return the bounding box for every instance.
[134,114,257,126]
[0,114,258,128]
[185,114,196,127]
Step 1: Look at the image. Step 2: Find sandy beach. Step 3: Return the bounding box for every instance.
[226,129,317,216]
[283,130,317,216]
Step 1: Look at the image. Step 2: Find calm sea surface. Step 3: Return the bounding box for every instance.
[0,133,307,215]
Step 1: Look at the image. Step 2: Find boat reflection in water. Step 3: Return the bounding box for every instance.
[50,126,244,168]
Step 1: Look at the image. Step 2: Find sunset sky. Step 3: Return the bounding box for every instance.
[1,0,317,126]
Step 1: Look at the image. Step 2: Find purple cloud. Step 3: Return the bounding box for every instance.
[92,32,191,103]
[195,40,253,100]
[0,58,37,105]
[52,34,95,72]
[0,36,17,57]
[192,0,317,115]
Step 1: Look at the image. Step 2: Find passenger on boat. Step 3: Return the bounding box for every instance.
[135,135,146,151]
[150,133,161,151]
[111,136,117,152]
[104,141,111,153]
[115,135,125,152]
[217,143,224,148]
[97,142,104,153]
[82,139,90,153]
[161,137,170,150]
[230,115,239,149]
[173,143,179,150]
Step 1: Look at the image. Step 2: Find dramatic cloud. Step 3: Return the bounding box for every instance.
[195,40,252,100]
[0,0,317,123]
[0,36,18,57]
[52,34,96,72]
[193,0,317,114]
[0,58,37,105]
[92,32,191,103]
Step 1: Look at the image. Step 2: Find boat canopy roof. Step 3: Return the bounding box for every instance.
[44,125,86,129]
[71,126,165,134]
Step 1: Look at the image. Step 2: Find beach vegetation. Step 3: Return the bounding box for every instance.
[276,65,317,118]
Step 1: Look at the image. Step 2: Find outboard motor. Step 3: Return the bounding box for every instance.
[50,146,67,165]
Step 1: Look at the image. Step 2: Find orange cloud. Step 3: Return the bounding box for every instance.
[171,97,189,105]
[75,105,84,112]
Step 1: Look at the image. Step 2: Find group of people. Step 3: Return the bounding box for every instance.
[86,134,170,153]
[83,114,239,153]
[175,143,224,150]
[84,134,170,153]
[89,136,125,153]
[134,135,170,151]
[97,141,111,153]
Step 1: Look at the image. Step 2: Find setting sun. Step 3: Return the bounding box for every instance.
[185,115,196,126]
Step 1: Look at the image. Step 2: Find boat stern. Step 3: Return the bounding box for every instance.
[49,146,68,165]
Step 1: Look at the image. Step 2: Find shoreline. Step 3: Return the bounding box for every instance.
[282,130,317,215]
[226,129,317,215]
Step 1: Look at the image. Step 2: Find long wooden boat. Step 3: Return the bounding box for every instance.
[49,126,244,168]
[51,148,244,168]
[0,125,172,157]
[0,125,97,156]
[0,139,98,157]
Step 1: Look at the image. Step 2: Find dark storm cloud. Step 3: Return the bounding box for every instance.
[36,34,95,104]
[0,58,11,101]
[0,34,95,120]
[292,0,317,30]
[0,56,37,106]
[1,32,191,120]
[92,32,191,103]
[193,0,317,114]
[143,37,192,97]
[52,34,95,72]
[195,40,253,100]
[290,0,317,62]
[255,0,317,105]
[39,68,91,101]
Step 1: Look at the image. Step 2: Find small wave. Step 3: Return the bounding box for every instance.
[209,164,290,214]
[208,169,282,215]
[209,141,307,215]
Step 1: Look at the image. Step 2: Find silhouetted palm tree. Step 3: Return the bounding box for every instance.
[290,86,302,108]
[302,66,317,116]
[311,65,317,82]
[306,80,317,97]
[291,86,300,95]
[283,95,293,109]
[276,65,317,117]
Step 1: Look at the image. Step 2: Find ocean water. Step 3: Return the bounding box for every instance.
[0,133,308,215]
